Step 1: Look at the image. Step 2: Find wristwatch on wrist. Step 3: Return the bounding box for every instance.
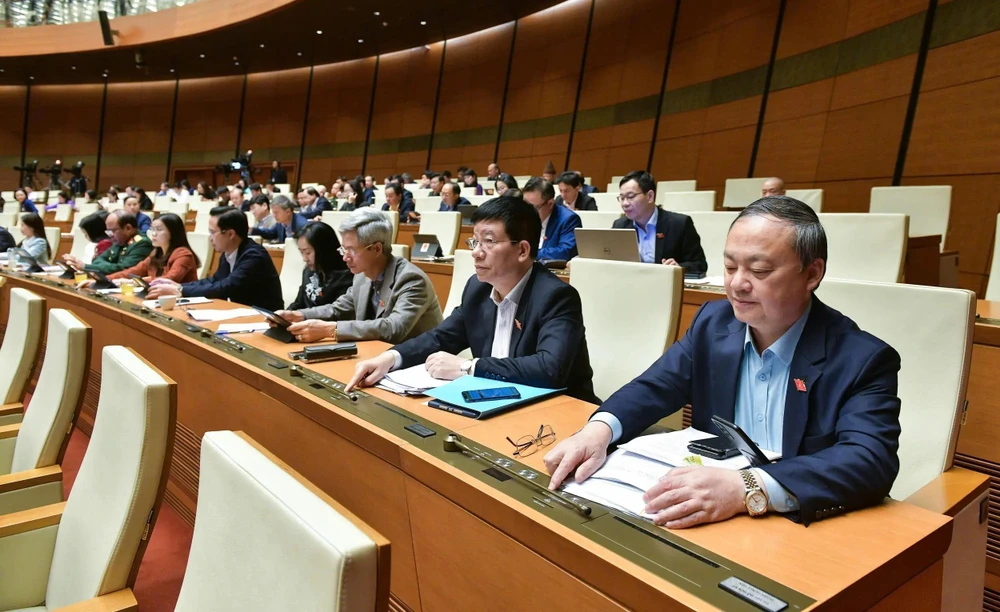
[460,360,473,376]
[740,469,769,517]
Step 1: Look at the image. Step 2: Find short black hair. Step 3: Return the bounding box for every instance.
[471,195,542,259]
[249,182,262,191]
[113,211,138,230]
[441,170,452,179]
[305,187,320,197]
[556,171,581,188]
[385,182,403,197]
[443,181,461,196]
[620,170,656,195]
[523,177,555,202]
[734,196,827,277]
[249,194,270,207]
[211,205,249,239]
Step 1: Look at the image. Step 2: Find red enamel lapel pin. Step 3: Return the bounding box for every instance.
[794,378,807,392]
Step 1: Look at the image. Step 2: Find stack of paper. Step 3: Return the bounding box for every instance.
[561,428,781,521]
[217,322,270,333]
[685,275,725,286]
[141,296,212,309]
[375,364,450,396]
[185,308,258,322]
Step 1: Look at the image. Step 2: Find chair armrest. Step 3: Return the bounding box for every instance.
[0,403,23,419]
[904,467,990,517]
[0,423,20,439]
[0,502,65,609]
[55,589,138,612]
[0,501,65,538]
[0,465,62,494]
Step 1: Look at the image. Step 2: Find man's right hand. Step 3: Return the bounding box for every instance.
[543,421,614,490]
[345,352,396,392]
[275,310,304,325]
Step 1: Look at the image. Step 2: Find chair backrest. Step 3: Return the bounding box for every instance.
[320,211,352,243]
[814,280,975,500]
[391,244,410,260]
[0,191,12,202]
[819,213,908,283]
[193,213,211,234]
[571,259,684,401]
[656,180,698,202]
[414,197,442,214]
[869,185,951,250]
[11,309,90,472]
[444,250,475,317]
[684,211,740,276]
[6,225,24,244]
[0,288,45,404]
[382,210,400,242]
[588,193,620,212]
[69,227,90,261]
[0,212,16,228]
[662,190,715,212]
[786,188,823,212]
[513,175,532,185]
[575,211,622,229]
[191,201,216,215]
[76,203,100,217]
[175,431,388,611]
[44,226,60,256]
[722,178,767,209]
[417,212,461,256]
[45,346,175,609]
[274,183,290,194]
[3,202,20,214]
[54,203,73,222]
[153,195,172,212]
[987,214,1000,301]
[167,200,189,216]
[280,238,306,308]
[187,233,215,279]
[463,195,492,206]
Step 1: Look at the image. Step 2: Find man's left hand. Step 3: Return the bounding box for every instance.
[642,466,747,528]
[661,258,679,266]
[424,352,465,380]
[145,280,181,299]
[287,320,336,343]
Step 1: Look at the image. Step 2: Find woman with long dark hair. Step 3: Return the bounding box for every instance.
[76,210,111,262]
[18,213,52,265]
[196,182,217,201]
[287,221,352,310]
[107,212,200,283]
[494,173,518,196]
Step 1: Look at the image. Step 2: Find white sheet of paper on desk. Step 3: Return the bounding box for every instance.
[95,288,121,295]
[141,296,212,309]
[619,427,781,470]
[562,449,663,520]
[684,275,724,286]
[217,322,270,333]
[376,364,450,396]
[185,308,258,322]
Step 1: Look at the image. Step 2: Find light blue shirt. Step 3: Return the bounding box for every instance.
[591,303,813,514]
[634,207,658,264]
[21,236,49,265]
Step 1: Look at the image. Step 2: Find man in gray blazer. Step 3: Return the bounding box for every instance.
[277,208,443,343]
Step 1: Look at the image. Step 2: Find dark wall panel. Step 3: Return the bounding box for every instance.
[0,86,27,189]
[239,67,310,184]
[171,76,244,172]
[100,80,175,191]
[24,84,103,187]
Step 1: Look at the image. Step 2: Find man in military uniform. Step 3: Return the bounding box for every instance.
[64,211,153,274]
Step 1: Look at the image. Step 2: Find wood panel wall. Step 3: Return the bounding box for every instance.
[0,0,998,293]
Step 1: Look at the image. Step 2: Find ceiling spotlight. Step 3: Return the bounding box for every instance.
[71,66,77,70]
[420,20,426,25]
[29,76,34,80]
[374,11,380,15]
[297,52,303,56]
[259,44,265,48]
[170,68,176,73]
[358,39,364,43]
[233,56,238,60]
[0,69,5,73]
[235,62,240,66]
[382,21,388,26]
[199,54,205,58]
[316,30,323,35]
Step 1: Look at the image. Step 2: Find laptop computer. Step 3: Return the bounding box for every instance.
[412,234,443,260]
[574,228,641,263]
[456,204,478,226]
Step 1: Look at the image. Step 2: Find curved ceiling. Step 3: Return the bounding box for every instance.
[0,0,563,85]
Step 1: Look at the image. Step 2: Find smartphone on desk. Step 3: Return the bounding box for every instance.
[687,436,740,460]
[461,387,521,403]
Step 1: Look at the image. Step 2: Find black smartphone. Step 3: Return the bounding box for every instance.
[461,387,521,403]
[253,306,292,328]
[85,269,115,289]
[127,274,151,292]
[687,436,740,460]
[711,415,773,467]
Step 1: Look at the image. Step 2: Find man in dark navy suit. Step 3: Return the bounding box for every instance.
[545,196,902,528]
[345,195,599,403]
[524,177,581,262]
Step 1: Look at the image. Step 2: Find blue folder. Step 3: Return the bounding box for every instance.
[426,376,564,419]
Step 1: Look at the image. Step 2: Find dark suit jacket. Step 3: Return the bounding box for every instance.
[270,168,288,183]
[181,239,283,311]
[251,212,309,243]
[362,188,376,204]
[539,202,582,261]
[613,207,707,274]
[394,262,599,403]
[300,197,333,220]
[555,193,598,211]
[382,200,416,219]
[598,296,902,525]
[439,197,471,212]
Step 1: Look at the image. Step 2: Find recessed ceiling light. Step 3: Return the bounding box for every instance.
[358,39,364,43]
[233,56,238,60]
[199,54,205,58]
[71,66,77,70]
[170,68,175,73]
[0,69,5,73]
[235,62,240,66]
[259,44,265,48]
[316,30,323,35]
[420,20,426,25]
[374,11,380,15]
[29,76,34,80]
[297,52,303,56]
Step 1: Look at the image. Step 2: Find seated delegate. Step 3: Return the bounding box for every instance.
[612,170,708,274]
[523,177,581,261]
[287,221,353,310]
[17,213,52,266]
[147,206,283,311]
[64,211,153,275]
[346,195,599,403]
[277,208,442,343]
[251,195,308,244]
[107,213,199,284]
[381,182,418,223]
[544,196,902,528]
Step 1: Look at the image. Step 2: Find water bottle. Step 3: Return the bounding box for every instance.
[6,248,18,269]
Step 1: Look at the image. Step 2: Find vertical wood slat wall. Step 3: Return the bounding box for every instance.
[0,0,998,294]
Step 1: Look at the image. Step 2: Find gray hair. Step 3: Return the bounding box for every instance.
[270,194,295,211]
[732,195,827,272]
[339,208,392,255]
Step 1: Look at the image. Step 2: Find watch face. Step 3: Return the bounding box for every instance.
[747,491,768,515]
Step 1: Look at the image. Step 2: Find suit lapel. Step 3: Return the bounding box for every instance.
[654,208,668,263]
[375,257,397,318]
[508,267,540,356]
[781,301,826,458]
[712,318,746,425]
[355,276,372,320]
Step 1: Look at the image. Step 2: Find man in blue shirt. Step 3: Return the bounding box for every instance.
[523,177,581,261]
[544,196,902,527]
[123,196,152,234]
[251,194,308,243]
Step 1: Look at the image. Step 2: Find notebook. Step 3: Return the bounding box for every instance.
[425,376,564,419]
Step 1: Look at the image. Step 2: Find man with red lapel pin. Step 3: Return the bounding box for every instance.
[545,196,902,527]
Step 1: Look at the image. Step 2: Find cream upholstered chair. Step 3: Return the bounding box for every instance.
[193,213,211,234]
[655,180,697,202]
[417,212,462,256]
[0,309,90,515]
[0,191,13,203]
[0,289,45,427]
[43,227,60,258]
[280,238,306,308]
[382,210,400,243]
[174,430,390,612]
[6,225,24,245]
[588,193,620,212]
[819,213,907,283]
[152,195,172,212]
[53,204,72,223]
[68,227,91,262]
[0,345,175,611]
[722,177,767,209]
[570,259,684,404]
[187,232,215,280]
[167,200,190,217]
[870,185,951,250]
[464,195,492,206]
[321,211,352,243]
[786,188,823,212]
[814,279,983,611]
[391,244,410,260]
[662,190,715,212]
[986,214,1000,301]
[2,203,19,215]
[575,210,621,228]
[443,250,475,318]
[414,197,441,214]
[76,203,99,218]
[684,211,740,276]
[0,213,16,228]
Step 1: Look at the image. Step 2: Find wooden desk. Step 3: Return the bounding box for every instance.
[0,271,963,610]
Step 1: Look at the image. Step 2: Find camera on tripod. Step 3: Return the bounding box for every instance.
[67,161,88,195]
[227,150,255,183]
[12,160,39,189]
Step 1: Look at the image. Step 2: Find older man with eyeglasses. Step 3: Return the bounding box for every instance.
[346,195,599,404]
[276,208,442,343]
[612,170,708,274]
